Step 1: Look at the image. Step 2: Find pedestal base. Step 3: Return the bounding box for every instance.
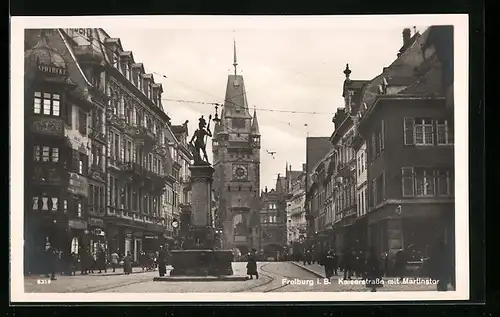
[168,249,234,276]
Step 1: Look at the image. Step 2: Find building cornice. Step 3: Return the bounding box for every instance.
[359,94,445,129]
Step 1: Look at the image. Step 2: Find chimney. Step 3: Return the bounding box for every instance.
[265,186,268,193]
[403,28,411,47]
[302,163,307,172]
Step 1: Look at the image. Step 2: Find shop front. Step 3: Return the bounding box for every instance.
[142,232,160,253]
[68,218,88,255]
[88,217,107,260]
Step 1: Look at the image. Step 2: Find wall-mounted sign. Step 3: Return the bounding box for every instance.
[68,172,89,197]
[68,28,93,40]
[89,217,104,227]
[38,64,67,76]
[144,235,157,240]
[31,118,64,136]
[68,219,87,230]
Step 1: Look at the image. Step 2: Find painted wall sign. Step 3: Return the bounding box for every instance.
[69,28,93,39]
[89,218,104,227]
[68,219,88,229]
[68,172,89,197]
[38,64,67,76]
[31,118,64,136]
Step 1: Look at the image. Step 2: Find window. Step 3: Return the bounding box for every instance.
[65,103,72,126]
[436,170,452,196]
[33,92,60,116]
[76,201,82,217]
[372,173,384,206]
[371,120,385,158]
[33,146,59,163]
[91,144,101,167]
[404,118,434,146]
[32,196,58,212]
[77,109,87,135]
[63,199,68,214]
[71,237,79,254]
[360,152,364,172]
[437,119,454,145]
[415,168,435,196]
[401,167,415,197]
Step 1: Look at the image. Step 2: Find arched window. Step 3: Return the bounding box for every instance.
[71,237,79,254]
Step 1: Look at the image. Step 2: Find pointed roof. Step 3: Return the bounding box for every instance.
[251,108,260,135]
[222,39,251,118]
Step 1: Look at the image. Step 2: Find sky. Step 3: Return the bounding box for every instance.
[104,24,427,191]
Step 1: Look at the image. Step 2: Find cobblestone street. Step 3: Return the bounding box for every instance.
[24,262,452,293]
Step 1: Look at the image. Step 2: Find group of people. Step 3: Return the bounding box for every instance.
[316,241,455,292]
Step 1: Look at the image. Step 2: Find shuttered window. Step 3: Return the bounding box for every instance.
[401,167,414,197]
[404,117,415,145]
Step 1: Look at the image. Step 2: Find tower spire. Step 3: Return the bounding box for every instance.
[233,37,238,76]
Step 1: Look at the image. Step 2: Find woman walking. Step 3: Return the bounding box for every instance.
[123,252,133,275]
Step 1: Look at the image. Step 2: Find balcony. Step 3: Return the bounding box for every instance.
[106,112,126,131]
[30,117,65,137]
[119,161,143,179]
[106,206,166,231]
[88,206,105,217]
[88,128,106,144]
[133,126,156,153]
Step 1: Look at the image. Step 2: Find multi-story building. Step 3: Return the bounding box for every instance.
[304,137,333,251]
[329,65,369,254]
[170,121,193,244]
[357,26,455,264]
[212,43,261,255]
[24,29,100,274]
[285,164,307,244]
[259,183,287,260]
[29,28,183,266]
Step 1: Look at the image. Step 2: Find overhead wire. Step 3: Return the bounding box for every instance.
[66,31,336,118]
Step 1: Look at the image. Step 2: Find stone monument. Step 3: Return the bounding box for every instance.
[157,115,240,280]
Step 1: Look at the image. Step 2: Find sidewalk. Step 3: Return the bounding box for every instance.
[25,266,173,278]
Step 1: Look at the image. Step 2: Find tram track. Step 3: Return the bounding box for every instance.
[236,262,318,293]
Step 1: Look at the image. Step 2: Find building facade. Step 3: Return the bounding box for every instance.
[212,44,261,254]
[304,137,333,252]
[259,184,287,260]
[171,122,193,246]
[358,26,455,266]
[24,28,183,273]
[285,165,307,245]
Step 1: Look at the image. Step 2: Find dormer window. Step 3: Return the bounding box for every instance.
[120,60,127,76]
[138,76,142,91]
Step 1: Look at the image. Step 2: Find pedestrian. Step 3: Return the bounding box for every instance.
[427,240,452,291]
[365,246,383,292]
[331,251,339,276]
[123,252,133,275]
[322,249,336,280]
[342,248,354,280]
[45,246,57,281]
[97,247,107,274]
[140,251,148,272]
[110,250,119,273]
[70,252,78,276]
[157,245,167,277]
[393,249,406,280]
[246,248,259,279]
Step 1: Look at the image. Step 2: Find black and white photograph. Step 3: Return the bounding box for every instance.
[10,15,469,302]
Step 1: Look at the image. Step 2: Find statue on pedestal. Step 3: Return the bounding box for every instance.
[189,115,212,165]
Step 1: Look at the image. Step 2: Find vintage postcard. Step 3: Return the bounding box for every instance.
[10,14,469,302]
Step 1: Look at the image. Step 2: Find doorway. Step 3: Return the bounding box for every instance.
[134,239,142,262]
